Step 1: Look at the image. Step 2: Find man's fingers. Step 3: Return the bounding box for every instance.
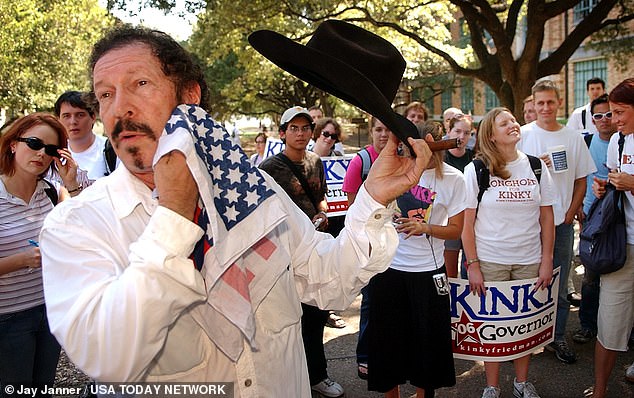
[408,137,431,167]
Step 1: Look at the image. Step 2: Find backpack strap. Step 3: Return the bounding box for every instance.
[357,148,372,182]
[472,158,489,205]
[42,179,58,206]
[275,152,320,213]
[584,133,594,148]
[581,108,587,130]
[103,138,117,176]
[527,154,542,183]
[618,132,625,170]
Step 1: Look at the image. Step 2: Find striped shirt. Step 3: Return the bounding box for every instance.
[0,179,54,314]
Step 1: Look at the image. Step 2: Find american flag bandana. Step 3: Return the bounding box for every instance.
[155,104,289,360]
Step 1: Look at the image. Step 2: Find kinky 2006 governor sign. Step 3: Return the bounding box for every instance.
[448,268,559,361]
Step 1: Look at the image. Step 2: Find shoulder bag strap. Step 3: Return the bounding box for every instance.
[526,154,542,183]
[276,152,320,212]
[42,179,58,205]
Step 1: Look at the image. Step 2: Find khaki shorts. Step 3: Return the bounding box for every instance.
[479,260,540,282]
[597,244,634,351]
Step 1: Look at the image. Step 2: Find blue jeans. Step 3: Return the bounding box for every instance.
[356,285,370,364]
[579,267,600,332]
[554,223,574,341]
[0,304,61,398]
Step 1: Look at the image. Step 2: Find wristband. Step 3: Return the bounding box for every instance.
[466,258,480,266]
[67,186,83,194]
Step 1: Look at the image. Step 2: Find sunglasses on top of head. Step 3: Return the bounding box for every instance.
[321,131,339,141]
[16,137,61,158]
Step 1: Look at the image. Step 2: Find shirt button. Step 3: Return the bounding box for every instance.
[374,214,382,220]
[244,379,252,387]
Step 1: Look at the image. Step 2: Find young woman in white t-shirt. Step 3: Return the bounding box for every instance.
[462,108,555,398]
[367,121,465,398]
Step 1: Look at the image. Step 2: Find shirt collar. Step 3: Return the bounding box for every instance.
[0,178,49,203]
[106,166,158,219]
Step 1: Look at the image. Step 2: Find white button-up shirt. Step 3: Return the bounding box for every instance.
[40,165,397,397]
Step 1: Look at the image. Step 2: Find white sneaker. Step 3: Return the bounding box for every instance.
[482,386,500,398]
[513,379,540,398]
[626,362,634,383]
[311,378,344,397]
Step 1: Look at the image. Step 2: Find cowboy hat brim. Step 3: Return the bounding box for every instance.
[248,29,419,154]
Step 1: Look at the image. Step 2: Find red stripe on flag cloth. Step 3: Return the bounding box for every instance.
[221,264,256,301]
[252,237,276,260]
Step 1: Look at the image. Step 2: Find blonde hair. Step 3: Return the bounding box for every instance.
[475,107,513,180]
[415,121,444,179]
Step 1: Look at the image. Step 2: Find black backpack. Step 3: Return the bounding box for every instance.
[579,133,627,274]
[103,138,117,176]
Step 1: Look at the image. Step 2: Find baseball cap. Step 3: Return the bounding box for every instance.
[280,106,313,125]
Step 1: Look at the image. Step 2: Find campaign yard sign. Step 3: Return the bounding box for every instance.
[321,155,353,216]
[448,268,559,361]
[262,138,352,216]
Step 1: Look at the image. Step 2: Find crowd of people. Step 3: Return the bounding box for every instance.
[0,20,632,398]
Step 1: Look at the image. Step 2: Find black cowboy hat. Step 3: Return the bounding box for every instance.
[248,19,419,154]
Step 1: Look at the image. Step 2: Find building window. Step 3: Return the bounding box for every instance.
[441,89,452,112]
[574,0,599,24]
[461,79,474,114]
[485,85,500,112]
[573,59,607,108]
[426,96,435,117]
[457,18,470,48]
[411,86,435,116]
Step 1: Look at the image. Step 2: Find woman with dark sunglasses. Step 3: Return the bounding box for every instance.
[312,118,344,157]
[0,113,78,395]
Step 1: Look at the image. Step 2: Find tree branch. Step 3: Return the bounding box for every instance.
[340,6,478,77]
[539,0,620,76]
[506,0,525,38]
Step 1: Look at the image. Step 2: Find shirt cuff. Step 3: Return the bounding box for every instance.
[143,206,204,258]
[345,184,398,278]
[353,183,388,213]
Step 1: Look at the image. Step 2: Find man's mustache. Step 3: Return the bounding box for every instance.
[111,119,156,141]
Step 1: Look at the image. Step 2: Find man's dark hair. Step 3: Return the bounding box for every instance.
[590,94,610,114]
[89,25,210,111]
[54,91,96,118]
[587,77,606,90]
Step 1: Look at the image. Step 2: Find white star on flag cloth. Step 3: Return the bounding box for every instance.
[154,104,289,360]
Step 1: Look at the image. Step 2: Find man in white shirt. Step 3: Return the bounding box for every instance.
[566,77,606,135]
[40,26,431,398]
[523,95,537,124]
[519,79,596,365]
[443,107,463,134]
[54,91,115,184]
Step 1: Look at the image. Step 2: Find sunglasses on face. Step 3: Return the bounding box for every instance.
[592,111,612,121]
[16,137,61,158]
[321,131,339,141]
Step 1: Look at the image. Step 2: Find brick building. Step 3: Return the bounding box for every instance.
[402,2,633,121]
